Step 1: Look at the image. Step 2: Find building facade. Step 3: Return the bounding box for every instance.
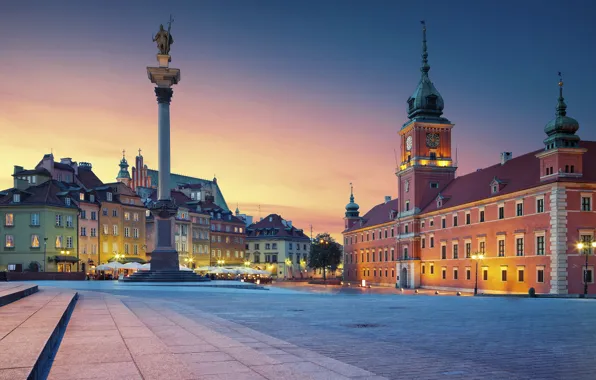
[0,180,80,272]
[246,214,310,279]
[96,182,147,264]
[343,23,596,295]
[144,189,211,268]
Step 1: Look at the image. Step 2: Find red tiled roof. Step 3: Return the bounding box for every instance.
[0,180,76,208]
[77,168,104,189]
[344,199,399,233]
[421,141,596,213]
[247,214,309,240]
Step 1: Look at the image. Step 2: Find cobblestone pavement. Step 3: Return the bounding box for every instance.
[36,281,596,379]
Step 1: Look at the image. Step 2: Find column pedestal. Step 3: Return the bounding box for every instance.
[148,199,178,271]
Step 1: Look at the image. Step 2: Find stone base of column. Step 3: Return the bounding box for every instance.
[150,248,179,271]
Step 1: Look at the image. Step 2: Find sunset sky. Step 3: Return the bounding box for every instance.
[2,0,595,240]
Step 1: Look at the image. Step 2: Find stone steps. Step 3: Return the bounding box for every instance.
[121,270,210,282]
[0,288,78,380]
[0,283,38,307]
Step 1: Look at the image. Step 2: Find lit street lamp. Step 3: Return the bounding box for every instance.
[243,260,251,267]
[577,242,596,296]
[471,253,484,296]
[217,259,225,267]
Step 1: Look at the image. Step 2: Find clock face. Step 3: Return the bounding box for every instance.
[406,136,413,151]
[426,133,440,148]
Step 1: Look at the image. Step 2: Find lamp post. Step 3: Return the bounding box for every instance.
[577,242,596,296]
[43,237,48,272]
[320,238,329,281]
[471,253,484,296]
[243,260,250,267]
[217,259,225,267]
[184,256,194,269]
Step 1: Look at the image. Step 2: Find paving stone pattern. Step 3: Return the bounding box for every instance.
[48,291,385,380]
[103,287,596,380]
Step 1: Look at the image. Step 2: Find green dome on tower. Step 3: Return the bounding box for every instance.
[345,183,359,218]
[544,74,580,150]
[117,150,131,180]
[406,21,448,123]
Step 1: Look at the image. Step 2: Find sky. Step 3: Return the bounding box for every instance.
[1,0,595,240]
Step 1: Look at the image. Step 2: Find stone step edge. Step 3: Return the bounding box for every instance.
[0,285,39,307]
[28,291,78,380]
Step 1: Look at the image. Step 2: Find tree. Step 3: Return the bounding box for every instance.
[308,233,342,281]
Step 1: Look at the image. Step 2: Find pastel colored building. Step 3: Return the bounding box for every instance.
[246,214,310,278]
[0,180,79,272]
[96,182,147,264]
[144,189,211,268]
[2,154,106,272]
[342,24,596,295]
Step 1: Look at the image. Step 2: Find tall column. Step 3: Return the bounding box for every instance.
[156,87,173,200]
[147,54,180,271]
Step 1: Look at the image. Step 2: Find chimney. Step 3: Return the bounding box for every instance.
[13,166,28,190]
[384,196,392,204]
[500,152,512,165]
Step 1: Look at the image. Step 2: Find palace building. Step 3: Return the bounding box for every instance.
[342,23,596,295]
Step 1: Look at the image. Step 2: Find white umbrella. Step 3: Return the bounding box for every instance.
[140,263,151,271]
[98,261,124,270]
[195,266,215,272]
[122,262,142,270]
[179,265,193,271]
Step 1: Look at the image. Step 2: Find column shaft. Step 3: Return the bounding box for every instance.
[158,101,171,200]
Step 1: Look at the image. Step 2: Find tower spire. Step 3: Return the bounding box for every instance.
[350,182,354,203]
[556,71,567,117]
[421,20,430,75]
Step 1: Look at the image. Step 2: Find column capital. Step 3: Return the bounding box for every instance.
[155,87,173,104]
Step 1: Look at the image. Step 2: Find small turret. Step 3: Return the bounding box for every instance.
[117,149,131,186]
[344,183,361,230]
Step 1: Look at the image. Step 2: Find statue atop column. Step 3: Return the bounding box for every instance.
[153,17,174,55]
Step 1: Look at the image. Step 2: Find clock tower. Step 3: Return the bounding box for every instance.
[396,21,456,215]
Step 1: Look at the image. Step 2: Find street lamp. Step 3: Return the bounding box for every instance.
[243,260,251,267]
[43,237,48,272]
[217,259,225,267]
[577,242,596,296]
[471,253,484,296]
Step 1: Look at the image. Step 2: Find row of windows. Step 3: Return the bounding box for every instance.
[211,249,246,258]
[101,208,141,220]
[251,243,309,251]
[80,210,98,220]
[4,234,74,249]
[355,268,396,278]
[192,244,210,254]
[210,224,244,233]
[426,235,547,258]
[345,227,396,245]
[4,213,41,227]
[100,241,140,255]
[211,235,244,244]
[422,264,548,284]
[101,225,140,238]
[346,248,396,264]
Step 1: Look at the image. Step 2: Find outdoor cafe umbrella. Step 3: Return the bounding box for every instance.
[122,262,142,270]
[96,262,124,271]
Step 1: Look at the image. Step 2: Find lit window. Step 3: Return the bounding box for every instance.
[5,235,14,248]
[124,212,130,221]
[79,193,85,201]
[5,213,14,226]
[55,236,63,248]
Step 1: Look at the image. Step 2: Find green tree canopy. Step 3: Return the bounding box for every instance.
[308,233,342,280]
